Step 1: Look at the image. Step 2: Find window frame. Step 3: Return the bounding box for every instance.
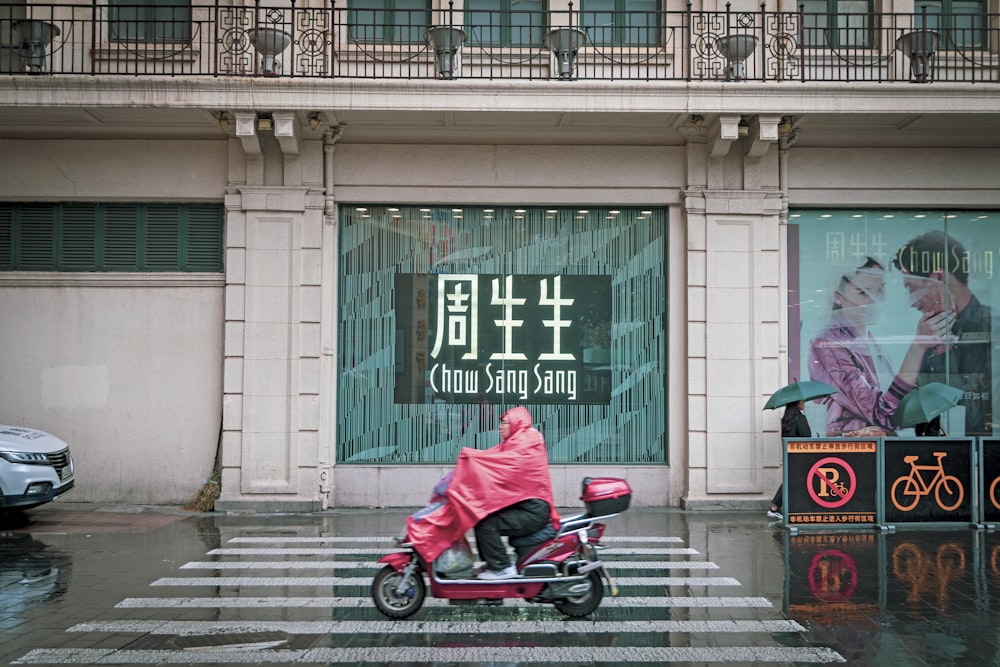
[108,0,193,44]
[579,0,662,48]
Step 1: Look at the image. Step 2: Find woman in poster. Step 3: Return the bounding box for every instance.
[807,257,955,436]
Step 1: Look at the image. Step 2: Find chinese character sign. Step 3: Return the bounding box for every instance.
[395,273,613,405]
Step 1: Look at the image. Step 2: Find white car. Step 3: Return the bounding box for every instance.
[0,425,75,510]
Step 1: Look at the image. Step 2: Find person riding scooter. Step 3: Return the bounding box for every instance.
[405,406,560,580]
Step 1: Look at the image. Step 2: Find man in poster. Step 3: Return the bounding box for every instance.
[892,230,994,436]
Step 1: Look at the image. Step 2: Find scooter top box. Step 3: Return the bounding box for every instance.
[580,477,632,516]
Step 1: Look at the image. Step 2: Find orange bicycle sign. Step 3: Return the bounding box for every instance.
[807,457,856,509]
[889,451,964,512]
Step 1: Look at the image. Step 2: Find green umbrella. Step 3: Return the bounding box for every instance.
[891,382,964,428]
[763,380,837,410]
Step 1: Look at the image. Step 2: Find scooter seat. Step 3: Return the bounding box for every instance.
[509,524,557,548]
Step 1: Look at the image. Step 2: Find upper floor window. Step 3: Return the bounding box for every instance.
[0,203,223,273]
[580,0,661,47]
[109,0,192,43]
[799,0,874,49]
[466,0,545,47]
[915,0,987,50]
[349,0,431,44]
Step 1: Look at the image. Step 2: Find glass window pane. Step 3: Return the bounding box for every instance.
[338,205,668,464]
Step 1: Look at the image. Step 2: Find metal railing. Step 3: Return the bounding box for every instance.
[1,1,997,82]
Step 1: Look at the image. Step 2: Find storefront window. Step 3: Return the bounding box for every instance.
[337,205,667,464]
[789,209,999,438]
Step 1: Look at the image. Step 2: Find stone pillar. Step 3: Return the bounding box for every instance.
[216,117,328,512]
[682,115,785,509]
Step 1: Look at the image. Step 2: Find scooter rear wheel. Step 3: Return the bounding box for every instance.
[372,564,426,618]
[553,570,604,617]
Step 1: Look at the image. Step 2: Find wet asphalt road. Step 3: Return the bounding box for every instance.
[2,501,1000,666]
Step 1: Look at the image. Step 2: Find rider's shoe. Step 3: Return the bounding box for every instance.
[766,509,783,520]
[476,564,518,580]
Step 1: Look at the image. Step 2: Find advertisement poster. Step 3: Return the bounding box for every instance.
[790,211,1000,439]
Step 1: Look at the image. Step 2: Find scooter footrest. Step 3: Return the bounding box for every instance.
[578,560,604,573]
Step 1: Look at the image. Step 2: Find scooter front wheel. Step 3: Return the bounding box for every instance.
[372,564,426,618]
[553,570,604,617]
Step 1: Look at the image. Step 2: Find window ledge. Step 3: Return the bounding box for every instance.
[0,272,224,288]
[92,45,201,63]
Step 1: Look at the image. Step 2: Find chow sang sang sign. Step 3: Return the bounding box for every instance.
[395,273,612,405]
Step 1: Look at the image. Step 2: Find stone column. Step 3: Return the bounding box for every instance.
[216,116,328,512]
[682,115,785,509]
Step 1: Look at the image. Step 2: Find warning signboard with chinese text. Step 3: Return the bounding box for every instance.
[786,439,879,527]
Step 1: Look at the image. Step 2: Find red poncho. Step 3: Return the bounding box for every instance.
[406,406,560,563]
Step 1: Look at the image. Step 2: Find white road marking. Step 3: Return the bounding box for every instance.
[180,559,720,570]
[13,646,846,664]
[206,547,701,555]
[151,575,740,587]
[116,595,773,608]
[67,619,808,635]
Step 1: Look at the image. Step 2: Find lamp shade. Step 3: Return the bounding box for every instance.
[544,27,586,54]
[247,26,292,76]
[544,27,587,79]
[424,26,466,79]
[896,29,938,55]
[11,19,60,73]
[716,34,758,62]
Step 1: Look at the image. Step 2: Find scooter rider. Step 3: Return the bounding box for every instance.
[405,406,560,580]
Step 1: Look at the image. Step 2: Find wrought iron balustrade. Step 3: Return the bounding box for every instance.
[0,1,997,82]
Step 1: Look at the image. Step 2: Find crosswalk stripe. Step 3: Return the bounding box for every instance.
[67,619,808,634]
[225,535,686,544]
[13,646,846,664]
[151,576,741,587]
[206,547,700,555]
[179,559,721,570]
[115,595,772,608]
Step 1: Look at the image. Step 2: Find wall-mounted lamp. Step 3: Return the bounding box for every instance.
[777,116,793,136]
[11,19,60,73]
[690,114,705,131]
[716,34,758,81]
[544,27,587,80]
[307,112,322,130]
[217,112,231,131]
[738,117,750,137]
[247,26,292,76]
[256,113,274,131]
[896,29,938,83]
[424,26,466,79]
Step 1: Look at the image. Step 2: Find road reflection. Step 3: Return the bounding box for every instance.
[0,531,73,620]
[784,529,1000,664]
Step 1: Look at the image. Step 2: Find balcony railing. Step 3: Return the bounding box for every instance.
[1,2,997,83]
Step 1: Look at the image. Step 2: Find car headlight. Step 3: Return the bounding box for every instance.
[0,451,50,464]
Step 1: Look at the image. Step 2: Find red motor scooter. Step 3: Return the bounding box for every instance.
[372,476,632,618]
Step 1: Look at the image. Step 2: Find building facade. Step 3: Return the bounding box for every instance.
[1,0,998,511]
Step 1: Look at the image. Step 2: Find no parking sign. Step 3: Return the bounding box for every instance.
[785,439,879,526]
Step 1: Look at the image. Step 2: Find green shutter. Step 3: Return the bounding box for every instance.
[19,205,56,270]
[0,207,11,269]
[104,204,140,271]
[1,202,224,273]
[185,204,224,271]
[60,204,99,271]
[144,204,180,271]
